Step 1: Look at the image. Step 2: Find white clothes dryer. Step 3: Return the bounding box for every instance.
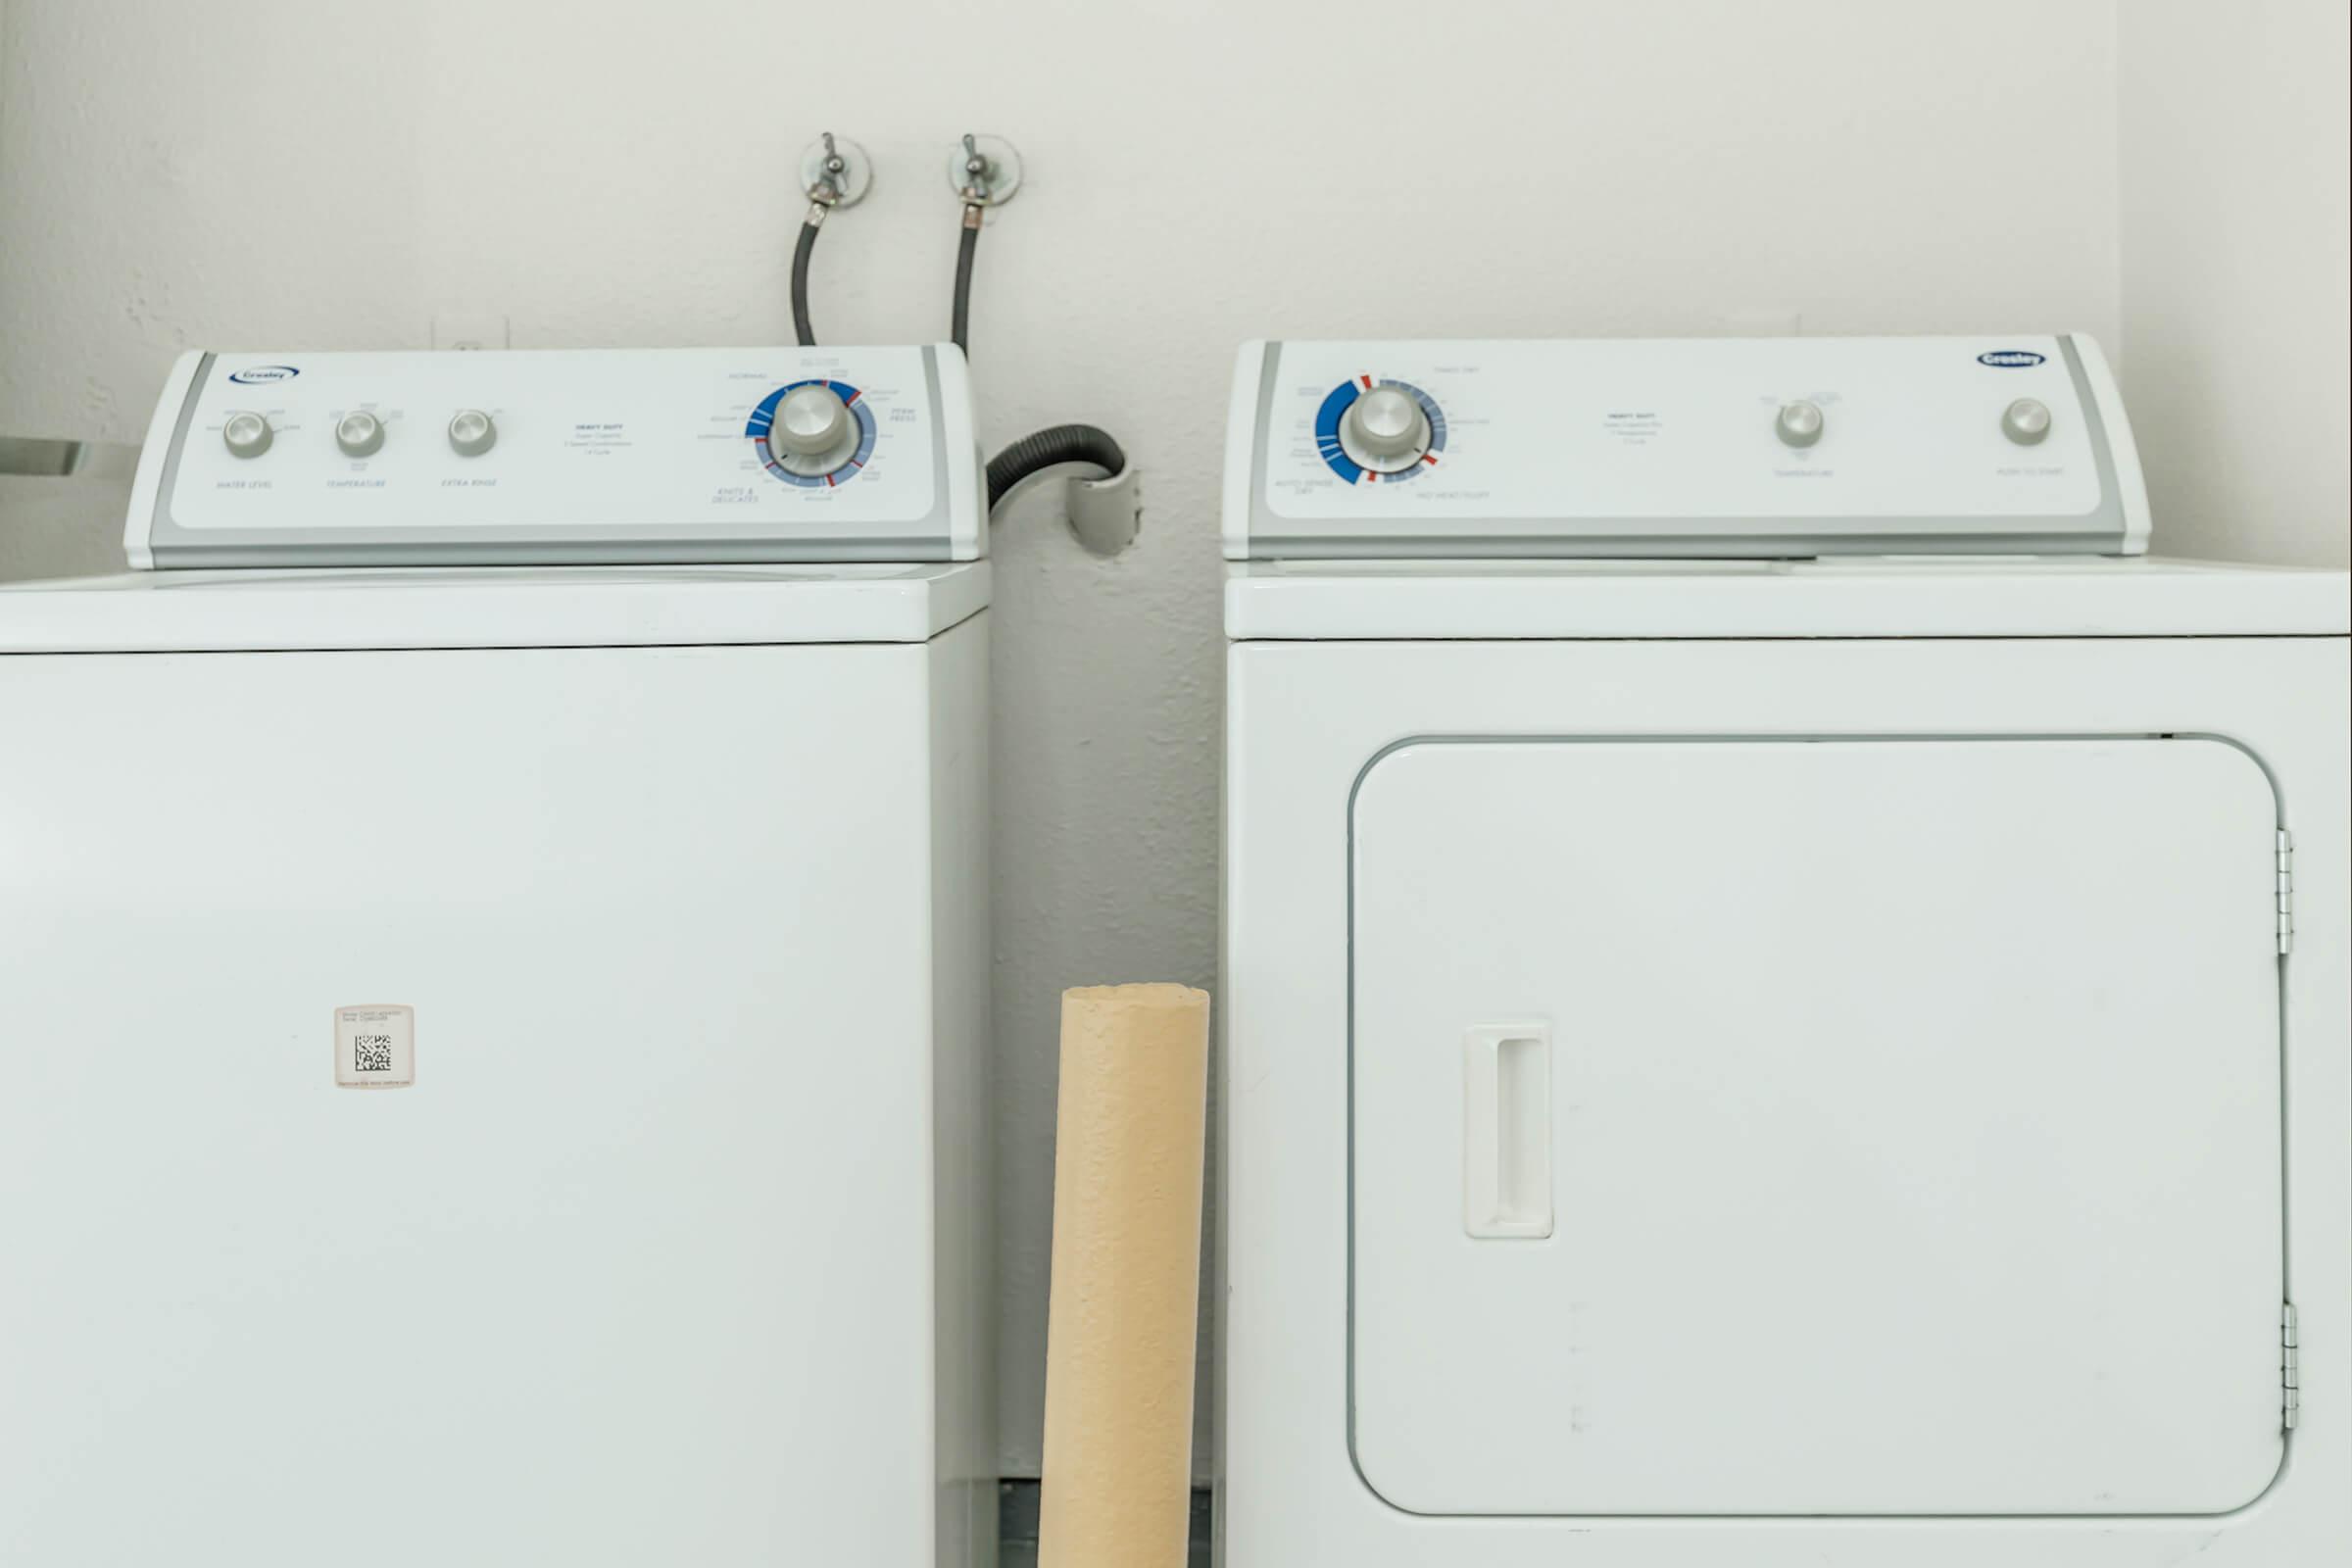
[1217,336,2349,1567]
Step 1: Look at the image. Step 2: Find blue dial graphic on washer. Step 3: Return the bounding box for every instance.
[745,378,877,487]
[1314,375,1446,484]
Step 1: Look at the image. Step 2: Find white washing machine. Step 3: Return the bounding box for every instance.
[1217,336,2351,1566]
[0,347,997,1566]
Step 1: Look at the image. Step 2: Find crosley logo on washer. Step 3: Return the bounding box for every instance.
[1977,350,2046,368]
[226,364,299,385]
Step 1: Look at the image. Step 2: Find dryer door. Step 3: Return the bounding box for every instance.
[1350,737,2286,1517]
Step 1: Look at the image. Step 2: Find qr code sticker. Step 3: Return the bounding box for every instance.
[336,1005,414,1088]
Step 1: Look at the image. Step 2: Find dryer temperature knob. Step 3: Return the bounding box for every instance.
[1775,401,1826,449]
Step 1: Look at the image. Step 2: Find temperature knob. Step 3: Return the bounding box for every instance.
[334,410,385,458]
[1775,401,1826,449]
[447,409,497,457]
[221,411,273,459]
[1342,385,1433,471]
[2001,397,2052,446]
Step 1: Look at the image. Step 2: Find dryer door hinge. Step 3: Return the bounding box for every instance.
[2277,830,2295,956]
[2282,1301,2301,1432]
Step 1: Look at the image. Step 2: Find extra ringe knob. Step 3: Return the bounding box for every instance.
[447,409,497,457]
[1342,385,1432,472]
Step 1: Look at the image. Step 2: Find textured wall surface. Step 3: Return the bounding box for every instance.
[1,0,2132,1479]
[2119,0,2352,567]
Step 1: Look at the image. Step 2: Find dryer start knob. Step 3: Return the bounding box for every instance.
[1775,401,1826,449]
[2001,397,2052,446]
[1343,385,1433,470]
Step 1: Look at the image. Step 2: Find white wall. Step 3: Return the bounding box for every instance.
[2118,0,2351,566]
[0,0,2134,1479]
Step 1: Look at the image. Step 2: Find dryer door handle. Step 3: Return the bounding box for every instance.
[1461,1023,1554,1239]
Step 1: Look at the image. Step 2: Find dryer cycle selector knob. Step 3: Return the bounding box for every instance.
[221,412,273,459]
[447,409,497,457]
[1342,384,1433,472]
[1315,377,1447,484]
[2001,397,2052,446]
[768,384,857,473]
[1775,401,1826,449]
[334,410,385,458]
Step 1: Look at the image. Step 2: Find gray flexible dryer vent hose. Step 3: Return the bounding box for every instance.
[986,424,1128,512]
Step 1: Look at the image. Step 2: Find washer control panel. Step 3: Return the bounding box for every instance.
[1225,335,2147,559]
[127,345,981,567]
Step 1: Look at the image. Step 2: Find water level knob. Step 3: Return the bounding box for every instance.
[1775,401,1826,449]
[221,411,273,459]
[1343,385,1432,471]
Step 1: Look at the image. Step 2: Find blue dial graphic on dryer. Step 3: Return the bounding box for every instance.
[1316,375,1446,484]
[746,379,876,487]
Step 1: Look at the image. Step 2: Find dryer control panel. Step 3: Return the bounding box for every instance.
[126,346,982,567]
[1224,335,2147,559]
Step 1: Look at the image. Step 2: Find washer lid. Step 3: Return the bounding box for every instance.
[1351,736,2287,1517]
[0,563,990,653]
[1226,557,2352,640]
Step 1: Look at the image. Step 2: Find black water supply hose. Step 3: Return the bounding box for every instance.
[952,205,981,358]
[791,132,864,346]
[790,210,822,347]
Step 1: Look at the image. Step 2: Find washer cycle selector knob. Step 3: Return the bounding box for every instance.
[1343,384,1433,471]
[2001,397,2052,446]
[447,409,497,457]
[770,384,852,462]
[762,383,862,476]
[747,379,876,487]
[334,410,385,458]
[1775,400,1826,449]
[221,411,273,459]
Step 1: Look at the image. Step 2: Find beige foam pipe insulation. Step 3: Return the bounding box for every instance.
[1038,983,1213,1568]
